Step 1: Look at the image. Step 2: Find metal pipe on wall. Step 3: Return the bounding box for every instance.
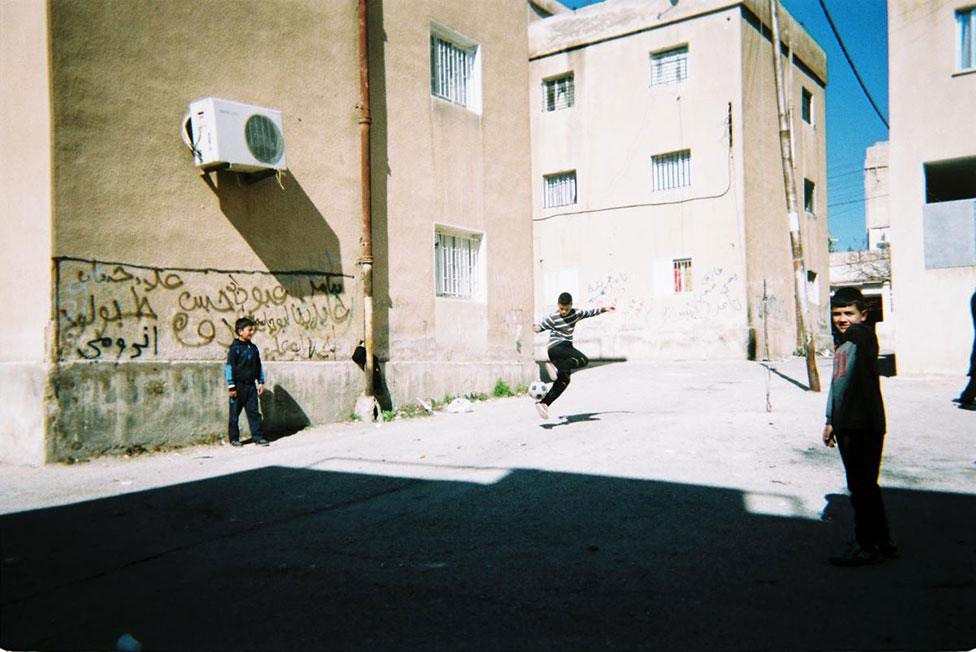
[357,0,375,402]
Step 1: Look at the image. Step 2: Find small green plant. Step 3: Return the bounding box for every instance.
[382,410,397,422]
[515,383,529,395]
[465,391,489,402]
[493,379,515,398]
[349,412,362,422]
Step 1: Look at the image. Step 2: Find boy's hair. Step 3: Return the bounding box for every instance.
[831,286,866,311]
[234,317,256,334]
[558,292,573,305]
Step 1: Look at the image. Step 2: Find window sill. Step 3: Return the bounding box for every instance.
[951,67,976,78]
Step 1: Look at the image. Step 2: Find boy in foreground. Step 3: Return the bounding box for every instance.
[822,287,896,566]
[532,292,615,419]
[226,317,269,447]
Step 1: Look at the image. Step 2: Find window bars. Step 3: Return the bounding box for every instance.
[651,46,688,86]
[431,34,475,107]
[544,74,575,111]
[435,231,481,298]
[651,150,691,191]
[544,171,577,208]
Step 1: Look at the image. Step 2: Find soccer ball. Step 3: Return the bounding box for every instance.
[528,381,550,400]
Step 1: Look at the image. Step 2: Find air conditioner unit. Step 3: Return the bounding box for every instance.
[183,97,287,173]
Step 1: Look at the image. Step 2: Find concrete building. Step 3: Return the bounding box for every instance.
[0,0,535,465]
[887,0,976,375]
[829,250,894,353]
[528,0,830,362]
[865,141,891,251]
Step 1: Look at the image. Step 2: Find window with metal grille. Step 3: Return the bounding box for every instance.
[673,258,692,294]
[804,178,816,213]
[651,150,691,191]
[543,73,575,111]
[435,230,482,299]
[959,7,976,70]
[430,31,478,108]
[650,46,688,86]
[544,171,577,208]
[801,87,813,124]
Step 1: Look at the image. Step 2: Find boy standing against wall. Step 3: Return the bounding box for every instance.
[226,317,269,447]
[532,292,615,419]
[822,287,895,566]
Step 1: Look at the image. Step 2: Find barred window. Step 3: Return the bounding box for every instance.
[430,31,479,109]
[650,46,688,86]
[435,230,482,299]
[801,87,813,124]
[544,171,577,208]
[673,258,693,294]
[543,73,575,111]
[651,150,691,191]
[958,7,975,70]
[804,178,816,213]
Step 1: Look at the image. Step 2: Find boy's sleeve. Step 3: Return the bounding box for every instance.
[225,346,236,389]
[579,308,604,319]
[257,348,265,385]
[536,315,552,331]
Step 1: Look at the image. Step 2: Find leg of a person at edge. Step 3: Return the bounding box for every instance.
[541,343,575,407]
[228,391,244,445]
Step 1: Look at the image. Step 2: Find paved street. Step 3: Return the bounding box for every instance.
[2,358,974,651]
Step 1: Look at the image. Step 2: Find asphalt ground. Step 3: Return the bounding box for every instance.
[1,358,974,652]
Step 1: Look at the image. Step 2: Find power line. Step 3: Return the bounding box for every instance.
[817,0,889,130]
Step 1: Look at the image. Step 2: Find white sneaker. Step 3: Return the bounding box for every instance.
[535,402,549,419]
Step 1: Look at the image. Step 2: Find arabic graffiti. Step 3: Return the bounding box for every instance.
[56,258,356,362]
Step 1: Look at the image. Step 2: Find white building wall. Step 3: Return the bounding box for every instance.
[888,0,976,375]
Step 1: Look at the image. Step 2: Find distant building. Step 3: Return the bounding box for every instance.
[528,0,830,362]
[829,250,894,353]
[0,1,536,464]
[864,141,890,251]
[887,0,976,375]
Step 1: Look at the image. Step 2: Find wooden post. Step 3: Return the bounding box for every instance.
[770,0,821,392]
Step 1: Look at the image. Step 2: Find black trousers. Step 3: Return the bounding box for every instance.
[959,375,976,403]
[229,381,263,442]
[836,428,891,548]
[542,342,589,406]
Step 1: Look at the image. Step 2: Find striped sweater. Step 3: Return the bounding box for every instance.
[536,308,604,348]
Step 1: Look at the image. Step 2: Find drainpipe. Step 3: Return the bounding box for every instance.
[357,0,376,407]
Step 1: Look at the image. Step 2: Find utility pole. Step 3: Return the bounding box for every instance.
[770,0,820,392]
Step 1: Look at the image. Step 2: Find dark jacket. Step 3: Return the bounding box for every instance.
[968,290,976,377]
[826,323,886,433]
[225,339,265,389]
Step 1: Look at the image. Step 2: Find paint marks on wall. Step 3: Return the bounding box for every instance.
[55,258,356,362]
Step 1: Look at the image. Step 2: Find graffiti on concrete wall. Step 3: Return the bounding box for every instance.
[55,257,356,362]
[584,267,743,325]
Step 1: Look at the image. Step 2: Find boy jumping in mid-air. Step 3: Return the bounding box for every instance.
[532,292,615,419]
[822,286,896,566]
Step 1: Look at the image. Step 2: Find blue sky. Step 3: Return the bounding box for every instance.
[556,0,890,251]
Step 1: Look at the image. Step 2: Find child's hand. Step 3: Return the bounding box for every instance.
[228,389,237,399]
[532,324,541,333]
[257,383,264,396]
[604,305,617,313]
[822,424,835,448]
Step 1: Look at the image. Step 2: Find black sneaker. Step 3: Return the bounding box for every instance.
[959,402,976,411]
[829,542,882,567]
[878,535,899,559]
[230,439,243,448]
[250,436,270,447]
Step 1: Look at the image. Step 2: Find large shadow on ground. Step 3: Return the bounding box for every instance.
[2,467,973,651]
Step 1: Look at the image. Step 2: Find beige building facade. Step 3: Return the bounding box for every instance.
[528,0,829,362]
[887,0,976,376]
[865,141,891,251]
[0,0,535,465]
